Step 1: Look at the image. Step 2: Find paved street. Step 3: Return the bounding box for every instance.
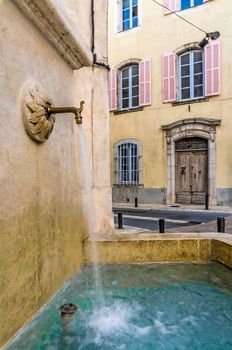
[113,207,232,233]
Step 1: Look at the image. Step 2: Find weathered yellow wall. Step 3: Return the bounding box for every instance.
[0,2,84,346]
[0,0,112,347]
[108,0,232,202]
[85,237,212,264]
[212,239,232,269]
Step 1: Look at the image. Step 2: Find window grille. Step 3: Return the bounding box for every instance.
[114,141,142,185]
[175,137,208,151]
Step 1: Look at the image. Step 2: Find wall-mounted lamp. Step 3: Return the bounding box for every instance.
[199,31,220,49]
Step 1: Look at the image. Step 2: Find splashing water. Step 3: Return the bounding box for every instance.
[153,311,178,335]
[86,301,152,348]
[89,301,151,339]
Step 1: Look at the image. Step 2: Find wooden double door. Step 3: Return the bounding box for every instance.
[175,138,208,204]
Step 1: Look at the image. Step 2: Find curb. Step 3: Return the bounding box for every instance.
[113,206,232,214]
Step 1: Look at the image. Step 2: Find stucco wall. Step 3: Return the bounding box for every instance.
[108,0,232,205]
[0,0,112,347]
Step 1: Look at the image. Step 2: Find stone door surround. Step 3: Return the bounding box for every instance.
[162,118,221,205]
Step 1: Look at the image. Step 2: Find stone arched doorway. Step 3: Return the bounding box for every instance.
[162,118,221,206]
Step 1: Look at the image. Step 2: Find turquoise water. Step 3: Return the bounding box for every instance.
[7,263,232,350]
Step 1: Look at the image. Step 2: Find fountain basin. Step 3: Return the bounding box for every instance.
[4,261,232,349]
[4,233,232,349]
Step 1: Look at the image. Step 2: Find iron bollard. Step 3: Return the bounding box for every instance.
[217,217,225,233]
[135,197,138,208]
[205,193,209,210]
[118,212,123,229]
[159,219,165,234]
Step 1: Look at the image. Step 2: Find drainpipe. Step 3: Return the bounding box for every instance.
[91,0,110,71]
[91,0,95,56]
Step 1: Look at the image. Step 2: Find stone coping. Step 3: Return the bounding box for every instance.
[13,0,92,69]
[84,232,232,269]
[86,231,232,243]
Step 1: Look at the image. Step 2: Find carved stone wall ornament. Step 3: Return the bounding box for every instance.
[21,82,56,143]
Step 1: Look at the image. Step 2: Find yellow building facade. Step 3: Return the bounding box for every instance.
[109,0,232,206]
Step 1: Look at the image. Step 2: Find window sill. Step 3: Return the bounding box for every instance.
[114,107,143,115]
[119,25,138,33]
[165,3,205,15]
[115,25,141,36]
[172,97,210,107]
[180,3,205,12]
[117,24,139,34]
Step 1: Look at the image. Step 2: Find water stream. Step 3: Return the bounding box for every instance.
[77,126,104,307]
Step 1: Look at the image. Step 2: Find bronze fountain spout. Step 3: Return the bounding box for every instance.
[21,82,85,143]
[46,101,85,125]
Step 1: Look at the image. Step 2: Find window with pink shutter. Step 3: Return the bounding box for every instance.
[139,59,152,106]
[205,41,220,96]
[162,53,176,103]
[109,69,117,111]
[163,0,178,14]
[179,50,204,101]
[121,65,139,109]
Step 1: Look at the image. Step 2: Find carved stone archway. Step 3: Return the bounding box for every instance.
[162,118,221,205]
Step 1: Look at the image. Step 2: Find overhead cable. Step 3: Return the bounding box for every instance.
[151,0,208,35]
